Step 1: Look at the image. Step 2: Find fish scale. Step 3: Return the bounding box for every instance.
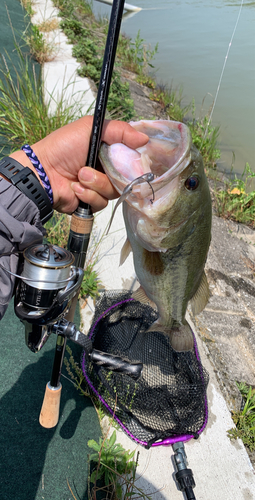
[99,120,212,351]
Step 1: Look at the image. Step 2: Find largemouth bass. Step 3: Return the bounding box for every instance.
[99,120,212,352]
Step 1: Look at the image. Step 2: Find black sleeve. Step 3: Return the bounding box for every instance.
[0,178,45,319]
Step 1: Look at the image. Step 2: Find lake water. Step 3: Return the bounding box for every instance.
[92,0,255,177]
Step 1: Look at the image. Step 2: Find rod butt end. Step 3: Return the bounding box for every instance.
[39,382,62,428]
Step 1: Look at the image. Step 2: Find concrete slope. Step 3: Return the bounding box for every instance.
[82,202,255,500]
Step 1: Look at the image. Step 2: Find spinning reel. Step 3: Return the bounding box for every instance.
[13,242,142,427]
[15,243,82,352]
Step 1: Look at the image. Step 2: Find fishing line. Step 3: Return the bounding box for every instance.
[0,262,76,283]
[106,173,155,234]
[201,0,244,150]
[142,7,174,10]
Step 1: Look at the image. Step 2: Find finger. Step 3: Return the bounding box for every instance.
[77,167,119,200]
[102,120,149,149]
[70,183,110,213]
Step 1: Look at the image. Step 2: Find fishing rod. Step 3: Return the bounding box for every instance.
[38,0,126,427]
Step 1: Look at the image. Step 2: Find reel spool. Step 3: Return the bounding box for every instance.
[14,243,83,352]
[19,244,74,310]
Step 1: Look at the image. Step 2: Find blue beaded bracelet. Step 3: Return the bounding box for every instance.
[21,144,53,205]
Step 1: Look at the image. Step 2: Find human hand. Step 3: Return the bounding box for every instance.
[11,116,148,214]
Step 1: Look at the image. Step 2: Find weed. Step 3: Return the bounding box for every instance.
[54,0,93,17]
[59,18,89,43]
[117,29,158,77]
[23,23,56,63]
[88,430,136,490]
[149,83,189,122]
[63,345,108,423]
[88,430,153,500]
[136,74,155,89]
[0,46,86,153]
[38,18,59,33]
[228,381,255,451]
[214,163,255,227]
[107,71,134,121]
[19,0,35,16]
[57,6,134,120]
[190,117,221,168]
[64,344,90,395]
[187,100,221,169]
[79,264,101,300]
[123,382,139,411]
[44,211,70,248]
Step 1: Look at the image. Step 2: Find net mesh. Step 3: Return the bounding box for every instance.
[81,290,209,448]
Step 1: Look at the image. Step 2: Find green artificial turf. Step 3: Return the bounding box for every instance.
[0,4,101,497]
[0,298,101,500]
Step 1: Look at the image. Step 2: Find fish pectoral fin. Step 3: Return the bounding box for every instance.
[132,286,156,309]
[119,239,132,266]
[146,321,194,352]
[190,271,210,316]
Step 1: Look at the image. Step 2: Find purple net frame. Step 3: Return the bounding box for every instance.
[81,298,209,447]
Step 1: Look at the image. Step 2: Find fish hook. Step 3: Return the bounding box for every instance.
[106,173,155,235]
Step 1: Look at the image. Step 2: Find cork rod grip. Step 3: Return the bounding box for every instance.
[39,382,62,428]
[70,213,94,234]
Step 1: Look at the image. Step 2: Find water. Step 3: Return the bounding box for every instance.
[92,0,255,177]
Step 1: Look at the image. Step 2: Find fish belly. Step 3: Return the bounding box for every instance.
[123,203,195,352]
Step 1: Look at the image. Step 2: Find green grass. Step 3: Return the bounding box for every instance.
[116,29,158,77]
[87,430,154,500]
[188,101,221,170]
[79,264,101,300]
[214,163,255,228]
[149,83,190,123]
[20,0,35,17]
[18,0,255,229]
[20,0,223,174]
[53,0,136,121]
[0,46,86,152]
[44,212,70,248]
[228,382,255,452]
[23,23,56,63]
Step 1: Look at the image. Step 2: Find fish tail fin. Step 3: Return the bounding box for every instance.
[146,320,194,352]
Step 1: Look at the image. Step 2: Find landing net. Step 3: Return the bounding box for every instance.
[81,290,209,448]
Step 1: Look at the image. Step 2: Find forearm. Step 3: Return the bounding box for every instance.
[0,150,42,185]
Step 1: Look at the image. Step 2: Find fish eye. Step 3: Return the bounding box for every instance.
[185,175,199,191]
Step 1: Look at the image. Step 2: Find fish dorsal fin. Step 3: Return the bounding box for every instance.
[120,238,132,266]
[190,271,210,316]
[132,286,156,309]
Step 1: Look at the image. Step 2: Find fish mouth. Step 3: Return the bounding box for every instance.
[99,120,192,203]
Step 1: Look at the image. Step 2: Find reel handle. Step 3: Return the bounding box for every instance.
[90,350,143,379]
[39,382,62,428]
